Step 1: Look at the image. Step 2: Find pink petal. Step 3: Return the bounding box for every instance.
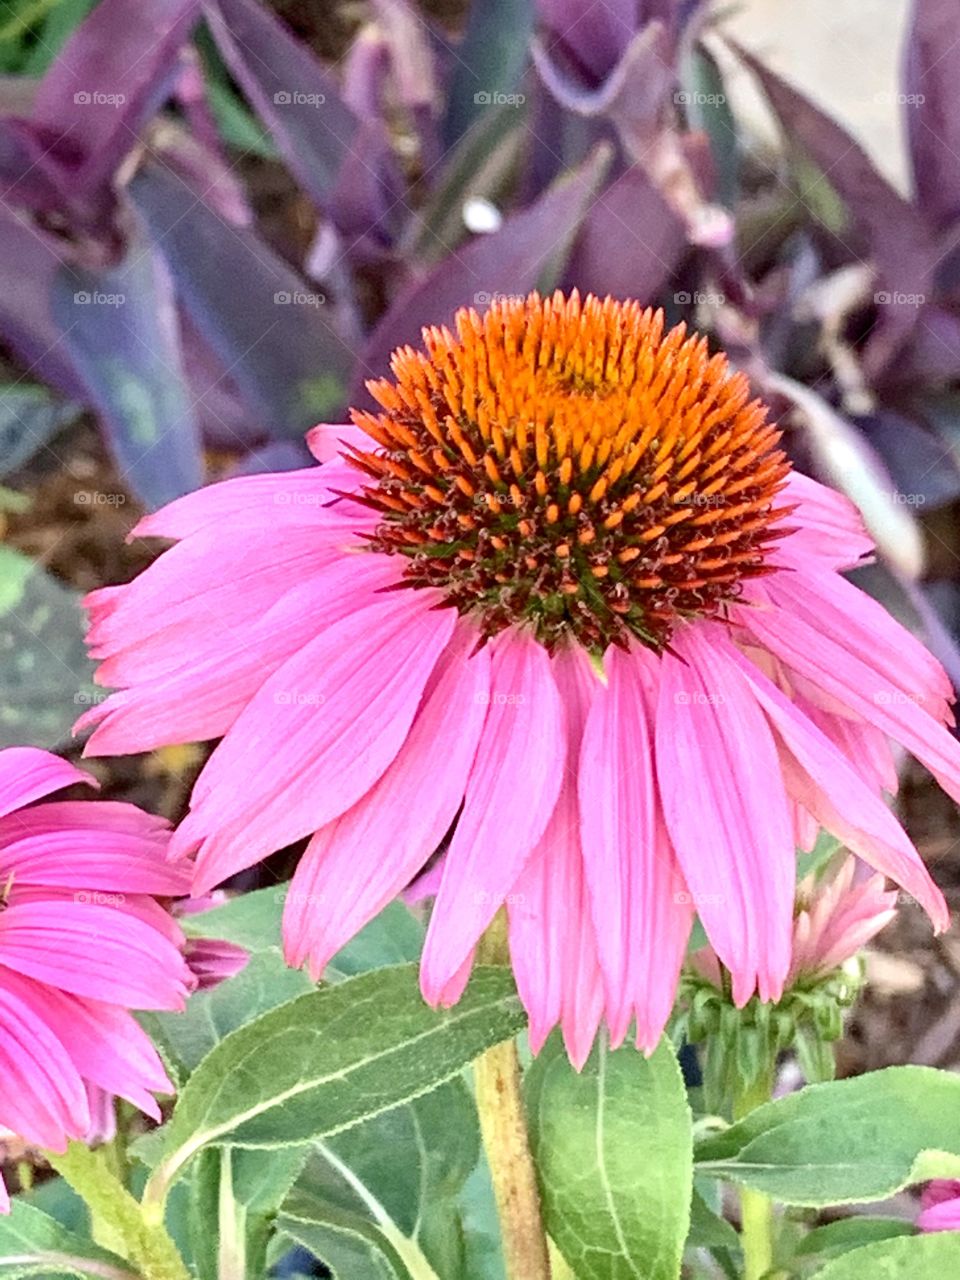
[509,647,604,1068]
[0,809,187,896]
[738,593,960,808]
[0,981,89,1149]
[420,629,566,1002]
[0,970,171,1119]
[656,623,795,1006]
[283,620,490,975]
[765,569,953,723]
[773,470,873,570]
[0,901,192,1010]
[130,465,372,541]
[178,590,456,894]
[80,554,400,755]
[305,422,375,462]
[723,637,949,931]
[0,748,93,820]
[579,644,693,1051]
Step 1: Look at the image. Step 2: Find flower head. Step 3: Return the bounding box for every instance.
[0,747,194,1210]
[79,290,956,1068]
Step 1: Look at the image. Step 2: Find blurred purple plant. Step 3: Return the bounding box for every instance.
[0,0,958,681]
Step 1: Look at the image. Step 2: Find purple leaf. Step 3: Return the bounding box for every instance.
[903,0,960,231]
[204,0,358,206]
[865,408,960,509]
[0,205,86,400]
[535,0,637,85]
[354,142,612,394]
[441,0,533,147]
[129,159,352,439]
[31,0,201,194]
[564,164,686,303]
[49,210,203,509]
[732,42,937,382]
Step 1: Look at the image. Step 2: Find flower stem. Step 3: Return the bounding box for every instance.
[475,913,551,1280]
[734,1069,776,1280]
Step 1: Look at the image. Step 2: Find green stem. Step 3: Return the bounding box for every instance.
[734,1070,776,1280]
[46,1143,190,1280]
[475,913,551,1280]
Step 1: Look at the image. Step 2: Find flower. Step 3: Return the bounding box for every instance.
[918,1181,960,1232]
[79,290,956,1067]
[690,858,898,990]
[0,746,194,1210]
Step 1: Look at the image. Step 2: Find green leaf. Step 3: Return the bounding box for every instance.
[0,547,97,749]
[687,1188,740,1253]
[141,949,313,1081]
[281,1077,478,1280]
[145,965,525,1206]
[181,887,423,976]
[808,1232,960,1277]
[794,1216,916,1259]
[0,1199,135,1280]
[526,1035,693,1280]
[696,1066,960,1205]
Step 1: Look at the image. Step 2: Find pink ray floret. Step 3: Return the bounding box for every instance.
[0,747,195,1211]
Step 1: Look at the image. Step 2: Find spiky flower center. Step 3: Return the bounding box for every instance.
[348,291,791,651]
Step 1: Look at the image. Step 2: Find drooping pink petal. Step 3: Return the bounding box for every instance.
[283,620,490,976]
[0,748,93,819]
[738,593,960,807]
[765,569,953,723]
[656,623,795,1006]
[0,902,192,1010]
[799,700,900,797]
[0,982,89,1149]
[0,971,171,1120]
[509,647,604,1067]
[80,554,401,755]
[722,635,949,930]
[420,629,566,1001]
[579,644,693,1051]
[177,591,456,894]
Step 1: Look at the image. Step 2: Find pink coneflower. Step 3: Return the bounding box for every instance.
[0,746,194,1210]
[919,1181,960,1232]
[79,291,955,1067]
[691,859,898,990]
